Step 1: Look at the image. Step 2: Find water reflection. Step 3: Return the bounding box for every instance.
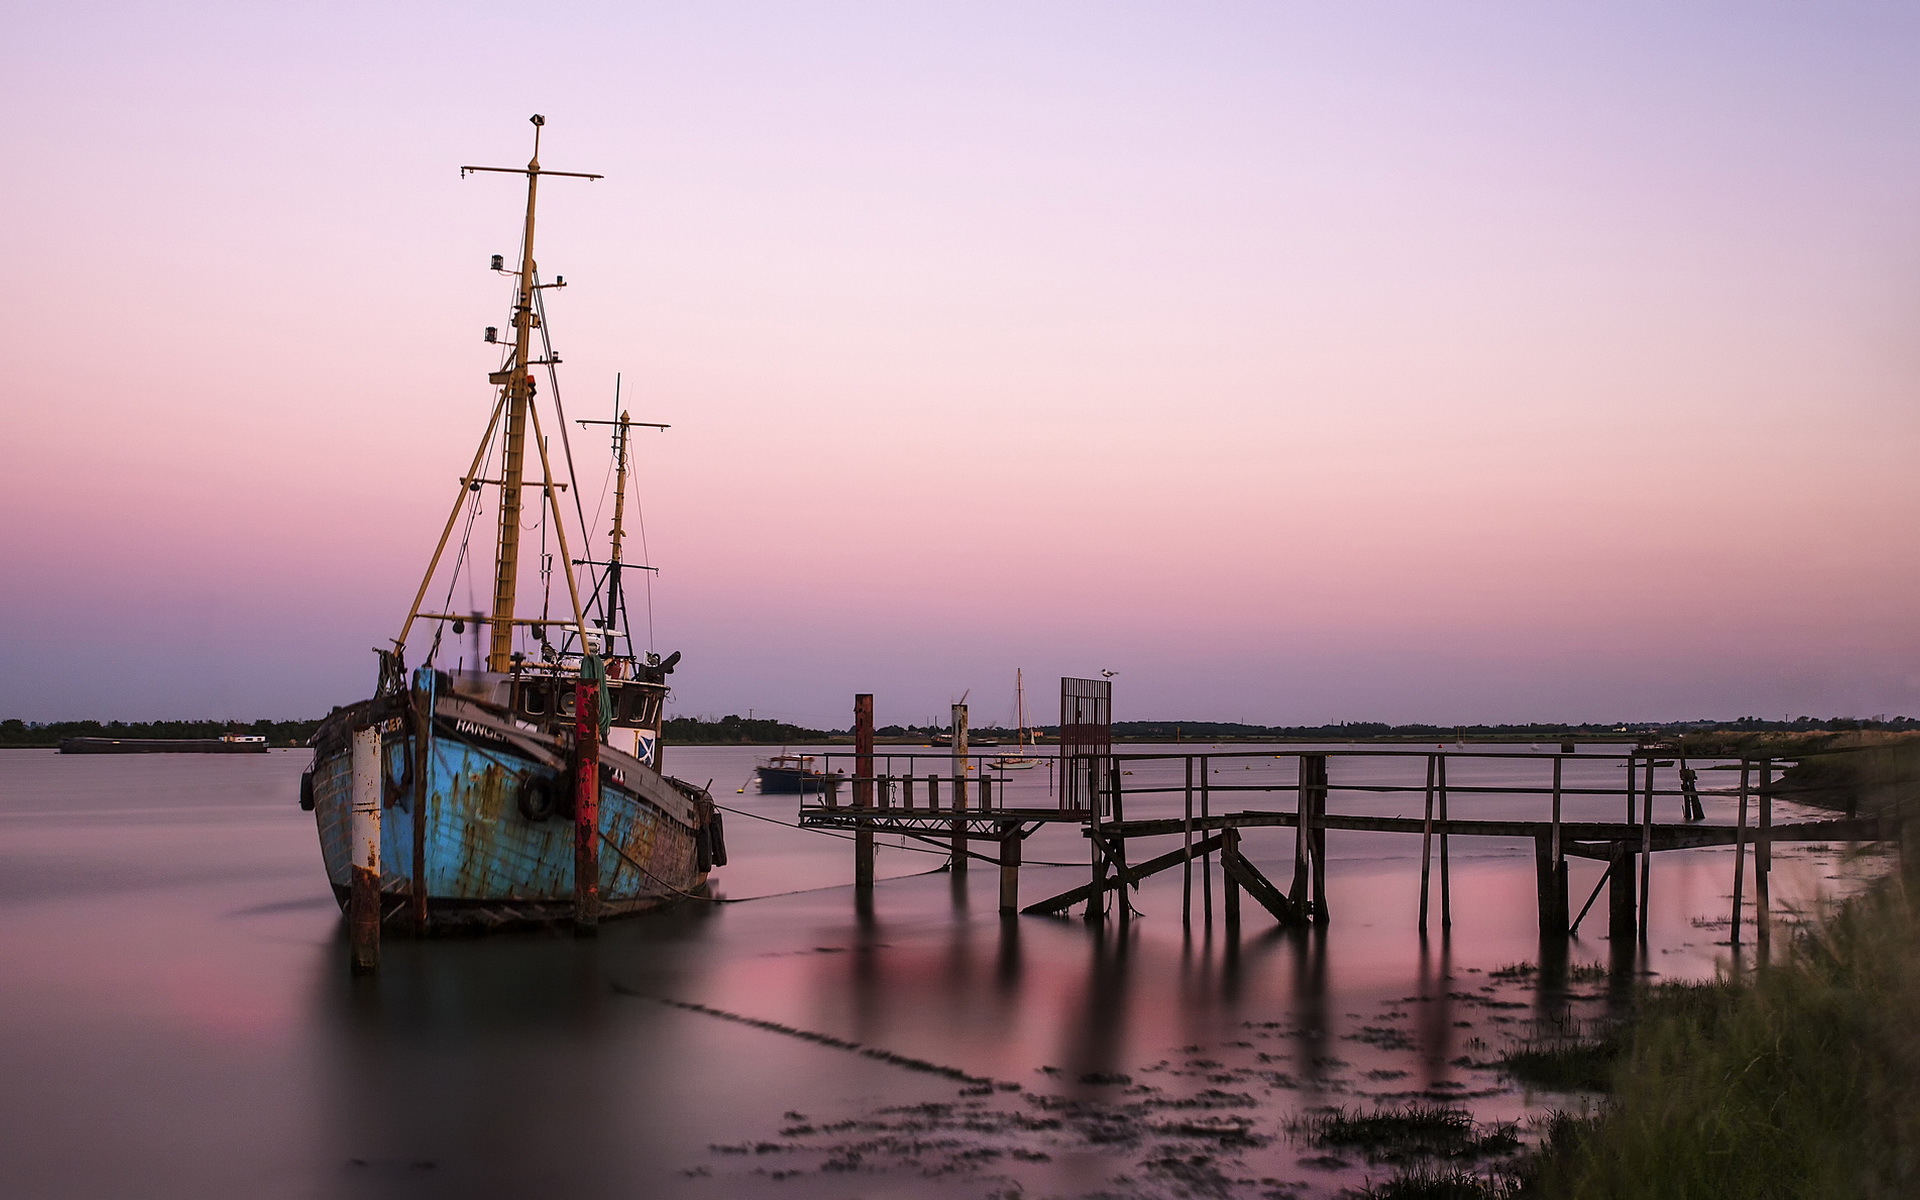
[0,745,1875,1200]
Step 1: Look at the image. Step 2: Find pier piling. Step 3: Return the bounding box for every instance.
[1608,841,1636,944]
[1757,759,1773,960]
[951,704,969,873]
[999,821,1021,912]
[854,695,874,891]
[1223,826,1242,936]
[349,725,382,974]
[1731,761,1750,949]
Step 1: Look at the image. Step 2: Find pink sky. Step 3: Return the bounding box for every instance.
[6,3,1920,726]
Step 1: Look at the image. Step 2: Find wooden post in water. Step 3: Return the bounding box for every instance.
[1291,757,1312,907]
[1438,755,1452,929]
[1419,755,1436,930]
[573,657,602,933]
[410,670,432,933]
[1730,761,1750,949]
[349,724,382,974]
[1757,758,1773,960]
[854,694,874,891]
[1182,756,1194,925]
[1624,754,1636,823]
[1547,755,1567,934]
[1306,754,1330,923]
[999,821,1020,913]
[854,695,874,807]
[1608,840,1636,944]
[1639,754,1655,941]
[1087,755,1106,921]
[1201,755,1213,926]
[1223,825,1242,936]
[951,703,969,874]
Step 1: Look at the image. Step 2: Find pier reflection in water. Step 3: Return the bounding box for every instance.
[0,745,1877,1199]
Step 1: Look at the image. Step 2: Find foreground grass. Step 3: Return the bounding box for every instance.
[1532,881,1920,1198]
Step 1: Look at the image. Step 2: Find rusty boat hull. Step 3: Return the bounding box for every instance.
[308,689,714,932]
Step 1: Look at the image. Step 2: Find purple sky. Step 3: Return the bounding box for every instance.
[7,3,1920,728]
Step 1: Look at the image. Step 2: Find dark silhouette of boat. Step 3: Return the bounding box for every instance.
[755,754,843,794]
[60,735,268,754]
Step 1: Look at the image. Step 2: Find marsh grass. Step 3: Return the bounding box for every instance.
[1497,1035,1618,1094]
[1532,881,1920,1198]
[1290,1104,1520,1166]
[1344,1164,1522,1198]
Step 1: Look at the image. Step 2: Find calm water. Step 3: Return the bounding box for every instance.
[0,744,1877,1199]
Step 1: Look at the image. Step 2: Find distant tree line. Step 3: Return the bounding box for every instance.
[661,714,830,743]
[0,717,324,748]
[4,712,1913,750]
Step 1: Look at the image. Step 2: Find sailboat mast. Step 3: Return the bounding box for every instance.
[1017,667,1027,748]
[606,405,631,654]
[485,119,546,672]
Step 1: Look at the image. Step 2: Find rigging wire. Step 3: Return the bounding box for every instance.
[531,274,592,553]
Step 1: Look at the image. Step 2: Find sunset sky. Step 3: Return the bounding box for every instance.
[7,3,1920,727]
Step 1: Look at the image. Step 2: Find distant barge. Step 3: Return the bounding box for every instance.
[59,735,269,754]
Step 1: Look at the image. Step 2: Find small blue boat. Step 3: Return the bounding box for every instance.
[303,116,721,933]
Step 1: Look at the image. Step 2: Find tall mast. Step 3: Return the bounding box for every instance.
[394,117,601,666]
[485,118,544,672]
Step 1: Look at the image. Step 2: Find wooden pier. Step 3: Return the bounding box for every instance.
[796,730,1884,949]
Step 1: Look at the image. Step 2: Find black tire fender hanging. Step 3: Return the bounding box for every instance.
[518,773,560,822]
[695,821,714,873]
[708,808,728,867]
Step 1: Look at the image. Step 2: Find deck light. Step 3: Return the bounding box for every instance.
[484,326,498,343]
[490,254,504,271]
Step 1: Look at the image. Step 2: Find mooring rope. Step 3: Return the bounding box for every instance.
[712,801,1090,868]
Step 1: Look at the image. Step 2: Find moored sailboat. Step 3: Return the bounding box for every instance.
[992,668,1041,771]
[302,116,723,933]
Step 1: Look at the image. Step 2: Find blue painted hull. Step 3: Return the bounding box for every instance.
[310,694,710,930]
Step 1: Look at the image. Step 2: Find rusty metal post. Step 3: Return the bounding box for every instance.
[410,670,432,933]
[349,725,382,974]
[951,703,969,874]
[574,661,602,933]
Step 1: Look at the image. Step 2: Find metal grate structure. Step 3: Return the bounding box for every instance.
[1059,676,1112,813]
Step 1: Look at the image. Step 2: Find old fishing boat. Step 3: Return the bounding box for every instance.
[302,116,724,933]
